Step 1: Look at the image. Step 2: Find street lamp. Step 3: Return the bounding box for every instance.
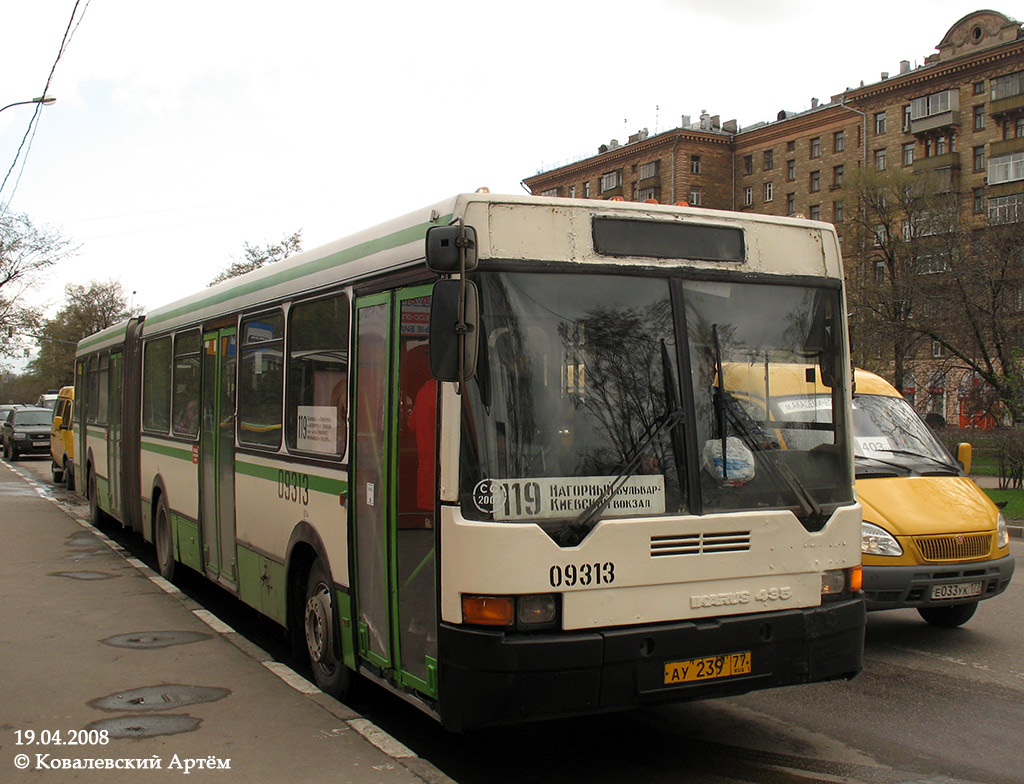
[0,96,56,115]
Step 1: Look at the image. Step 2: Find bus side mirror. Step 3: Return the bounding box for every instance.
[429,279,479,382]
[957,442,972,475]
[426,225,478,273]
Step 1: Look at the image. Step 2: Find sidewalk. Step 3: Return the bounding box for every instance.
[0,460,452,783]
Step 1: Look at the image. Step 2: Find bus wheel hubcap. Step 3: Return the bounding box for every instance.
[305,586,334,666]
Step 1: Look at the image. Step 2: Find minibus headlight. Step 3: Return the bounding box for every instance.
[862,522,902,556]
[997,512,1010,549]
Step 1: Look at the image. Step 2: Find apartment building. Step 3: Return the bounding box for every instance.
[522,9,1024,426]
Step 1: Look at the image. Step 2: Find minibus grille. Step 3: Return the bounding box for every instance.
[650,531,751,557]
[915,533,992,562]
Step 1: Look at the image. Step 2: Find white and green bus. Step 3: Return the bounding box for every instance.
[74,193,864,730]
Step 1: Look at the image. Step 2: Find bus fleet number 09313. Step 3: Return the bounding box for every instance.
[549,562,615,588]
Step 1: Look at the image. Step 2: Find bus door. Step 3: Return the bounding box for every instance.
[107,350,123,518]
[200,328,238,587]
[352,286,438,697]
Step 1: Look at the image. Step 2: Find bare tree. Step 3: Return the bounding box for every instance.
[0,207,73,363]
[209,230,302,286]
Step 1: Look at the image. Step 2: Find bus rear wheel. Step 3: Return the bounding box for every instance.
[154,496,176,582]
[303,559,350,699]
[918,601,978,627]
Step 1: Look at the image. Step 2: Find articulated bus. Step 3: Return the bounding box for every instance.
[74,193,864,730]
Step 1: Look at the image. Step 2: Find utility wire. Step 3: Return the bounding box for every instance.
[0,0,92,208]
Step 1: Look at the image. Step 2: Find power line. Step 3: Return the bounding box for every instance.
[0,0,93,207]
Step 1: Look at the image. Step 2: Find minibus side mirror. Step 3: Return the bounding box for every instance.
[52,415,63,431]
[429,278,479,382]
[957,442,972,475]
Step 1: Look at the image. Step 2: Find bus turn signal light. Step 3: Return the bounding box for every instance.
[848,565,863,593]
[462,595,515,626]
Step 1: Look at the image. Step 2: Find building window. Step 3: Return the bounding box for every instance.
[833,201,845,223]
[832,165,844,188]
[743,155,753,175]
[989,193,1024,223]
[935,136,947,156]
[786,193,795,214]
[691,155,701,174]
[974,105,986,131]
[973,145,986,172]
[875,111,887,135]
[763,149,774,170]
[764,182,774,202]
[991,70,1024,101]
[639,161,658,180]
[809,204,820,221]
[809,170,820,192]
[834,130,845,152]
[541,188,558,197]
[600,170,622,192]
[932,340,945,358]
[787,159,795,181]
[902,142,915,167]
[974,187,985,213]
[911,91,953,120]
[989,152,1024,185]
[584,181,591,198]
[810,137,821,158]
[637,187,658,202]
[743,186,753,206]
[874,148,887,170]
[569,185,576,198]
[690,186,702,206]
[974,81,985,95]
[903,105,912,131]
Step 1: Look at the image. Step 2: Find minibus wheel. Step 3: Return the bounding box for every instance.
[918,601,978,627]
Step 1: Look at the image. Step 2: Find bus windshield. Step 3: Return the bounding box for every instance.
[458,271,852,534]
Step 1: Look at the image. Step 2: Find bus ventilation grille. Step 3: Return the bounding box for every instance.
[650,531,751,557]
[915,533,992,562]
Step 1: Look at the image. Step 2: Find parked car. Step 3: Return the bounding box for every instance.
[0,403,26,419]
[2,406,54,460]
[49,386,75,488]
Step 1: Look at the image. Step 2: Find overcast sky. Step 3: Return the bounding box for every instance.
[0,0,1003,350]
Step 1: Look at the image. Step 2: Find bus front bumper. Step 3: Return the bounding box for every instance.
[437,597,864,731]
[863,555,1014,611]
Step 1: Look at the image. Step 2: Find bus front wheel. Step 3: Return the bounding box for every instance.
[155,496,176,582]
[304,559,350,699]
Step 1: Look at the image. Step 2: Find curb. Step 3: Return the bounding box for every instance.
[3,459,455,784]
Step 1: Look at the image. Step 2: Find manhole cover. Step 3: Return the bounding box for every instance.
[90,685,230,712]
[49,571,115,580]
[85,714,201,739]
[100,631,211,649]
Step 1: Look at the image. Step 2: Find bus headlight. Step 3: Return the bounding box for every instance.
[862,522,902,556]
[517,594,557,626]
[997,512,1010,549]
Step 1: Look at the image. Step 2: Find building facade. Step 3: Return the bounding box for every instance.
[522,9,1024,427]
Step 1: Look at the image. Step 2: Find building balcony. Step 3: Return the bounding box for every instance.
[914,152,960,192]
[910,110,960,135]
[989,92,1024,119]
[638,175,661,190]
[989,137,1024,158]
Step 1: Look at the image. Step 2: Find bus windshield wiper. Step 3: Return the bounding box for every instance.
[553,407,685,547]
[554,341,685,548]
